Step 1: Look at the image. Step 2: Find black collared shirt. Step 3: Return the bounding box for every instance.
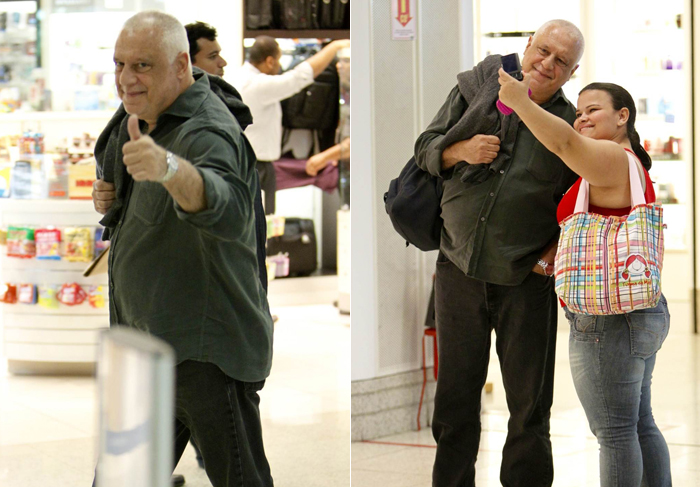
[416,84,578,285]
[107,73,273,382]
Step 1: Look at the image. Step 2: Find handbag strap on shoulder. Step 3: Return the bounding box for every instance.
[573,151,646,213]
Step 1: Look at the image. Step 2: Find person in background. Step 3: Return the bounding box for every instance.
[231,36,349,214]
[305,48,350,207]
[91,11,274,487]
[185,21,227,77]
[499,73,672,487]
[414,20,584,486]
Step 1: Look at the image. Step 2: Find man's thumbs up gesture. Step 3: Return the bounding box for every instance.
[122,114,168,182]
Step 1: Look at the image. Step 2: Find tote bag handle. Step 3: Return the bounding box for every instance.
[574,151,646,213]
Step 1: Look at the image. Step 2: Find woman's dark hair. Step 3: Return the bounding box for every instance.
[579,82,652,171]
[184,21,218,60]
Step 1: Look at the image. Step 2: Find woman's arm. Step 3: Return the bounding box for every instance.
[497,68,628,188]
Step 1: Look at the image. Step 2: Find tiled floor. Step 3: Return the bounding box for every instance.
[352,328,700,487]
[0,304,350,487]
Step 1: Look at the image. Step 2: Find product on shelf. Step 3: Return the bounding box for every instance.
[0,162,10,198]
[35,227,62,260]
[47,155,70,199]
[37,284,60,309]
[68,159,97,200]
[94,227,110,255]
[88,285,106,309]
[64,227,93,262]
[57,282,87,306]
[19,131,44,155]
[6,226,36,258]
[9,160,32,199]
[0,283,18,304]
[267,252,290,277]
[266,215,286,238]
[18,284,37,304]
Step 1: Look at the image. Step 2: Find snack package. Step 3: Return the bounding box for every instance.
[35,228,62,260]
[6,226,36,258]
[18,284,37,304]
[38,285,60,309]
[88,285,106,309]
[64,227,93,262]
[57,283,87,306]
[94,227,110,256]
[0,283,18,304]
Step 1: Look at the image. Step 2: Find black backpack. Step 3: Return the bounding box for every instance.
[384,156,444,251]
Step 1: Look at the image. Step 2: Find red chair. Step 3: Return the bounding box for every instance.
[417,327,438,431]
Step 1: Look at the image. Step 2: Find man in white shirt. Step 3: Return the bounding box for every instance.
[231,36,350,214]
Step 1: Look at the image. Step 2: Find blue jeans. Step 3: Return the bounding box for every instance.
[565,296,671,487]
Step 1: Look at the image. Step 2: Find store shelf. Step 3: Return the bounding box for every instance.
[0,198,99,213]
[0,197,108,372]
[0,110,116,122]
[244,29,349,40]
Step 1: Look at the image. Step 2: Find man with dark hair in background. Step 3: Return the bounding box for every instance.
[185,21,227,77]
[231,35,349,214]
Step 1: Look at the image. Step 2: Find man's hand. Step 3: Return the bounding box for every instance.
[92,179,116,215]
[122,114,168,182]
[305,153,336,177]
[330,39,350,51]
[441,135,500,170]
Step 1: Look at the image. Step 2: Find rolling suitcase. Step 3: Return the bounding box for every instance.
[266,218,318,276]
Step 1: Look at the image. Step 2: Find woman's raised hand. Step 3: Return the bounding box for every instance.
[497,68,532,111]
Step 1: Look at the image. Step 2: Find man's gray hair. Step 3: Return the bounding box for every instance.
[536,19,585,64]
[122,11,190,65]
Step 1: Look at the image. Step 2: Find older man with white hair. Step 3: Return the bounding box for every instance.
[92,11,274,487]
[415,19,585,487]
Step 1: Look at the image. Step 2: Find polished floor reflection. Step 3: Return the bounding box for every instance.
[0,304,350,487]
[352,328,700,487]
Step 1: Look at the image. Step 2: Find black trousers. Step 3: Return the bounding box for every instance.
[432,253,558,487]
[256,160,276,215]
[174,360,273,487]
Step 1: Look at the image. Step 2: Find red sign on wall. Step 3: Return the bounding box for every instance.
[392,0,416,40]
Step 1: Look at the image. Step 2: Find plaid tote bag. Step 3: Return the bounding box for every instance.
[554,152,664,315]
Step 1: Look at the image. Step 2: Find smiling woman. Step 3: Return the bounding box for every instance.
[498,58,671,487]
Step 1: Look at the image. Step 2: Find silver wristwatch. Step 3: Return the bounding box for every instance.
[159,150,179,183]
[537,258,554,277]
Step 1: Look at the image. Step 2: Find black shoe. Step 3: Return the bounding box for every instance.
[172,474,186,486]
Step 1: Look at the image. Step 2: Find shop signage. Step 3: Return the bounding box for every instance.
[391,0,416,41]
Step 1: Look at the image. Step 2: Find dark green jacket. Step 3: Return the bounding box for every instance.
[416,56,578,285]
[96,72,273,382]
